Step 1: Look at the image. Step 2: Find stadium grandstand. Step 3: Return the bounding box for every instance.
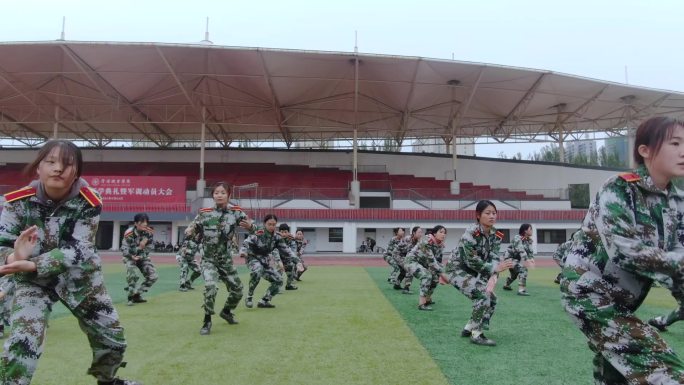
[1,41,683,255]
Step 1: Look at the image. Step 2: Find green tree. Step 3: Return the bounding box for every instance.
[598,146,625,168]
[528,143,625,168]
[570,152,588,165]
[500,152,523,160]
[569,183,590,208]
[382,139,400,152]
[529,144,561,162]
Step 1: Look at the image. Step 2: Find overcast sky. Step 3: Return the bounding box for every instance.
[2,0,681,157]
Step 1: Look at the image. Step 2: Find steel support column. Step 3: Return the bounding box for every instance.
[197,107,207,198]
[53,105,59,139]
[450,68,483,194]
[627,126,636,169]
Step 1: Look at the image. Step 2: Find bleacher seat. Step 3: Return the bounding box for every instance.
[0,162,551,201]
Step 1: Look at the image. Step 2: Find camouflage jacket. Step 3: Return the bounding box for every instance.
[391,235,416,264]
[177,235,201,259]
[0,275,15,295]
[505,234,534,261]
[271,235,301,264]
[187,204,255,262]
[446,223,504,279]
[0,179,104,308]
[179,226,202,256]
[384,236,403,261]
[404,235,444,272]
[121,227,154,261]
[563,165,684,312]
[241,227,298,264]
[552,240,573,265]
[397,235,417,257]
[294,239,307,257]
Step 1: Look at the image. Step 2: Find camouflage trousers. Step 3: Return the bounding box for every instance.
[655,307,684,330]
[297,256,308,279]
[562,272,684,384]
[247,258,283,301]
[444,268,497,333]
[1,280,127,384]
[201,257,243,315]
[552,254,565,269]
[281,258,297,287]
[175,253,201,288]
[123,257,158,297]
[651,289,684,329]
[385,255,400,281]
[390,258,412,287]
[406,262,439,297]
[504,260,528,287]
[553,254,565,283]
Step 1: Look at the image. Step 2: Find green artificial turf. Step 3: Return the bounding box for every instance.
[29,265,448,385]
[367,265,684,385]
[14,263,684,385]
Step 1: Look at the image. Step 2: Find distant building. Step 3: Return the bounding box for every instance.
[604,136,629,165]
[564,140,597,162]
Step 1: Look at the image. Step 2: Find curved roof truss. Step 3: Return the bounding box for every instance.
[0,41,682,148]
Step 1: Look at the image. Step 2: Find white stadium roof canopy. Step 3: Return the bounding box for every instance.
[0,41,683,148]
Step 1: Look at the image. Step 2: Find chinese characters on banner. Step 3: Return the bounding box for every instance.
[83,176,186,203]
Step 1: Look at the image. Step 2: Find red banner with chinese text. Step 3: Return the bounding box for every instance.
[83,176,186,203]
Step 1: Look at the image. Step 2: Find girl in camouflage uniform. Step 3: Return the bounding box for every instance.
[398,226,423,294]
[0,140,139,385]
[404,225,446,311]
[440,200,514,347]
[240,214,298,309]
[552,234,575,284]
[120,213,158,305]
[502,223,535,296]
[294,229,308,280]
[561,116,684,384]
[188,182,255,335]
[384,227,405,290]
[175,227,202,292]
[269,223,301,291]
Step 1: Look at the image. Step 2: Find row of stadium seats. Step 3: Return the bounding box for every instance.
[0,162,547,201]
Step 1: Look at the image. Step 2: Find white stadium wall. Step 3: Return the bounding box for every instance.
[3,149,599,254]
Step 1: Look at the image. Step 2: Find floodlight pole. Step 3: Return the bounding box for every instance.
[353,53,359,182]
[349,32,360,208]
[60,17,65,41]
